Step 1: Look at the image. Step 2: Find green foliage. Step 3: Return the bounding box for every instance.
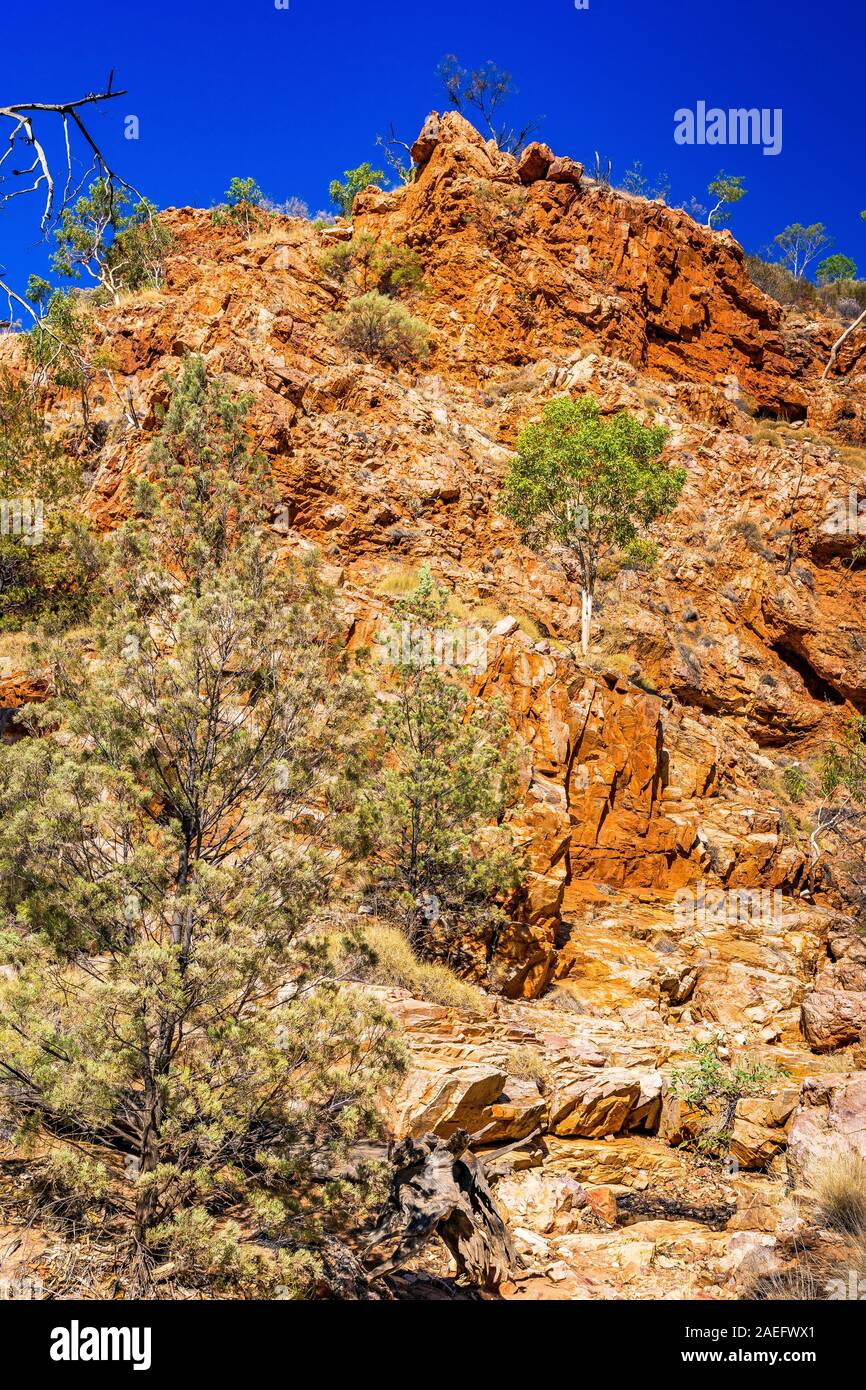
[319,232,423,297]
[782,764,808,803]
[212,177,265,237]
[0,370,101,631]
[136,353,277,589]
[341,638,522,953]
[774,222,832,279]
[25,288,95,428]
[821,717,866,803]
[328,164,385,219]
[498,395,684,652]
[745,253,819,309]
[0,356,404,1296]
[706,170,746,228]
[52,179,170,302]
[670,1041,786,1160]
[817,253,858,285]
[325,291,430,365]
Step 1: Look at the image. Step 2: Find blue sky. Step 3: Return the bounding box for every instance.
[2,0,864,299]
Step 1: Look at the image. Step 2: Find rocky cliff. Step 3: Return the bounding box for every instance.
[2,111,866,1299]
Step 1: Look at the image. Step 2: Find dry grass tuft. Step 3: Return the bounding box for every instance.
[809,1151,866,1235]
[358,923,486,1014]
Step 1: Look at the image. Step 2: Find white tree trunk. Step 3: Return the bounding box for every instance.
[822,305,866,380]
[580,588,592,656]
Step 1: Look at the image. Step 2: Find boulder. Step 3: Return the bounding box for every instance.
[393,1064,545,1145]
[495,1169,588,1235]
[410,112,441,166]
[394,1064,505,1140]
[550,1068,661,1138]
[787,1073,866,1183]
[801,989,866,1051]
[517,142,554,184]
[487,916,556,999]
[546,156,584,186]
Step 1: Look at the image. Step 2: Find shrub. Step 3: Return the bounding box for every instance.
[782,764,807,802]
[212,177,265,237]
[326,291,430,364]
[320,233,423,297]
[328,163,385,218]
[670,1041,785,1161]
[808,1152,866,1235]
[745,254,819,309]
[0,369,101,631]
[263,195,309,219]
[507,1045,552,1089]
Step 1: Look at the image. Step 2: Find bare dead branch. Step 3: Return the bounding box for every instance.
[0,77,137,231]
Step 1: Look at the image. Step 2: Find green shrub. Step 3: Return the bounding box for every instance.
[670,1041,786,1161]
[328,163,385,218]
[211,177,265,237]
[320,233,423,297]
[326,291,430,365]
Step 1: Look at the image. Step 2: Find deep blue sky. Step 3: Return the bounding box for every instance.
[2,0,864,300]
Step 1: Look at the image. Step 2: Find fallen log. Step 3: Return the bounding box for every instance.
[365,1130,518,1290]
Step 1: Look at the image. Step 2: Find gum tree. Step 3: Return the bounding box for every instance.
[52,179,170,302]
[705,171,746,229]
[774,222,832,279]
[499,395,686,656]
[328,163,385,219]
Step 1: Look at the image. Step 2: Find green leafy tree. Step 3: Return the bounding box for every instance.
[52,179,170,303]
[499,395,685,656]
[816,253,857,285]
[706,171,746,229]
[0,369,101,631]
[325,291,430,365]
[212,177,265,238]
[328,164,385,219]
[774,222,832,279]
[670,1041,786,1162]
[437,55,541,155]
[0,357,404,1297]
[25,288,95,431]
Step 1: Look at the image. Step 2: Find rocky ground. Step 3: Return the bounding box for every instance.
[2,110,866,1299]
